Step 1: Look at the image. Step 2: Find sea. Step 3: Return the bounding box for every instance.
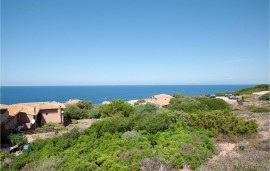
[0,85,254,105]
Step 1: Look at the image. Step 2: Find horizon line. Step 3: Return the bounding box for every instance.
[0,83,262,87]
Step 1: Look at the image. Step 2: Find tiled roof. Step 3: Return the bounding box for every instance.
[0,104,9,109]
[6,102,65,116]
[7,104,24,116]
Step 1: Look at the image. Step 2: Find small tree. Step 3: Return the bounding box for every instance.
[86,105,101,118]
[100,100,134,118]
[143,103,159,114]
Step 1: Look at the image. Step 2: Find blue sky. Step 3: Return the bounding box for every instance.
[1,0,269,86]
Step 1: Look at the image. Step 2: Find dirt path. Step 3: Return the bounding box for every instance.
[210,143,236,161]
[252,91,269,95]
[216,97,239,108]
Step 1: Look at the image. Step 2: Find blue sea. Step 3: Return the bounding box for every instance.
[0,85,254,105]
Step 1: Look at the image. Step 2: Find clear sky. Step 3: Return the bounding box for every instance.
[1,0,269,86]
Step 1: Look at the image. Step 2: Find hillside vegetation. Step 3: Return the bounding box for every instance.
[1,95,258,170]
[215,84,269,96]
[233,84,269,95]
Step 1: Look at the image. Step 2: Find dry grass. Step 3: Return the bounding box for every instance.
[200,150,270,171]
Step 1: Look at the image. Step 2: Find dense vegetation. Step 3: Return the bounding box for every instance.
[233,84,269,95]
[215,84,269,96]
[64,100,101,120]
[167,94,231,112]
[8,133,27,150]
[1,95,259,170]
[259,92,270,101]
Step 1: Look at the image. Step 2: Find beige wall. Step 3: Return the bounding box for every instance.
[40,109,63,125]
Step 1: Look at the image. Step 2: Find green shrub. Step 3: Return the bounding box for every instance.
[259,93,270,101]
[8,133,27,149]
[121,131,140,140]
[88,116,131,136]
[168,96,231,112]
[186,110,258,135]
[249,106,270,113]
[134,113,175,134]
[143,103,159,114]
[100,100,134,118]
[154,126,215,169]
[134,99,146,106]
[215,92,230,96]
[76,100,93,110]
[35,122,67,133]
[64,105,87,120]
[200,98,231,111]
[86,105,101,118]
[173,93,182,98]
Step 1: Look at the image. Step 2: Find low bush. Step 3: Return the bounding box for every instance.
[100,100,134,117]
[168,96,231,112]
[8,133,27,149]
[86,105,101,118]
[185,110,258,135]
[71,119,78,124]
[134,113,175,134]
[35,123,67,133]
[122,131,140,141]
[64,105,87,120]
[215,92,231,96]
[88,116,131,137]
[249,106,270,113]
[76,100,93,110]
[134,99,146,105]
[259,92,270,101]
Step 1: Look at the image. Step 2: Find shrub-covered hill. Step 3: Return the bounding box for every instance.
[215,84,269,96]
[233,84,269,95]
[2,97,258,171]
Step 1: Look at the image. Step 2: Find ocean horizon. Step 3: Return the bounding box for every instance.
[0,85,255,105]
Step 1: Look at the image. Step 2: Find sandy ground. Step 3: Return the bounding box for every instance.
[216,97,238,106]
[252,91,270,95]
[127,100,138,105]
[211,143,236,161]
[67,119,99,130]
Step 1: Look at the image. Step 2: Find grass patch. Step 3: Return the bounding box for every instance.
[249,106,270,113]
[259,92,270,101]
[35,123,67,133]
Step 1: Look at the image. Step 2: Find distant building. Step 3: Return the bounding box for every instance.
[145,94,173,107]
[102,101,111,105]
[0,102,65,136]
